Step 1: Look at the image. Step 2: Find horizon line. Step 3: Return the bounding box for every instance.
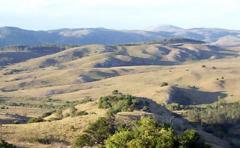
[0,25,239,32]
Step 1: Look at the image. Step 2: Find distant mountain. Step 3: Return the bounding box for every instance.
[0,26,240,47]
[0,27,156,47]
[146,25,184,32]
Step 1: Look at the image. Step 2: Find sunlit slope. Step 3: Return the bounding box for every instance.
[0,42,239,104]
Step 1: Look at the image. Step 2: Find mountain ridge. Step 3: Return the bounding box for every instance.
[1,25,240,47]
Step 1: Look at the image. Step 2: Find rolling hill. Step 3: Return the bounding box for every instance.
[0,38,240,147]
[0,40,238,102]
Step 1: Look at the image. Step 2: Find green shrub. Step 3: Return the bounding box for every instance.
[41,111,53,118]
[178,129,207,148]
[74,134,91,147]
[25,136,65,145]
[74,117,115,147]
[161,82,169,87]
[112,90,119,95]
[0,139,16,148]
[105,131,134,147]
[69,105,77,117]
[0,106,9,109]
[68,105,88,117]
[79,97,93,104]
[186,101,240,125]
[76,111,88,116]
[27,117,44,123]
[73,115,208,148]
[105,117,208,148]
[98,91,150,115]
[166,103,184,111]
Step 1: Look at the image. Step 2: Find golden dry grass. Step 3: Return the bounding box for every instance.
[0,43,239,147]
[0,101,106,147]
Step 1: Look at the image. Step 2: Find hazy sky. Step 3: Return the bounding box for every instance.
[0,0,239,30]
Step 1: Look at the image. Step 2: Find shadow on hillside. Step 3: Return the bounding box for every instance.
[116,96,192,131]
[0,113,29,124]
[95,57,178,68]
[168,86,227,105]
[177,46,237,61]
[136,97,232,147]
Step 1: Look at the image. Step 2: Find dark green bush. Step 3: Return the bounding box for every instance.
[74,134,91,147]
[186,101,240,146]
[98,91,150,115]
[0,106,9,109]
[69,105,77,117]
[166,103,184,111]
[161,82,169,87]
[178,129,208,148]
[0,139,16,148]
[74,116,208,148]
[27,117,44,123]
[26,136,66,145]
[41,111,53,118]
[79,97,93,104]
[187,101,240,125]
[74,117,115,147]
[76,111,88,116]
[105,117,208,148]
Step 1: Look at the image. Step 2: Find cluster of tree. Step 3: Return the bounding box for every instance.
[186,100,240,147]
[187,101,240,125]
[74,91,209,147]
[74,117,209,148]
[98,90,150,115]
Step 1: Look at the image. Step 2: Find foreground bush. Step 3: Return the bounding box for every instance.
[74,117,208,148]
[74,117,115,147]
[105,117,208,148]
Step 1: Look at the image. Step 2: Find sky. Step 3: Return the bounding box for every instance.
[0,0,239,30]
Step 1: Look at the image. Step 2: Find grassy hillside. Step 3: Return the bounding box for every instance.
[0,41,239,147]
[0,91,231,147]
[0,42,238,103]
